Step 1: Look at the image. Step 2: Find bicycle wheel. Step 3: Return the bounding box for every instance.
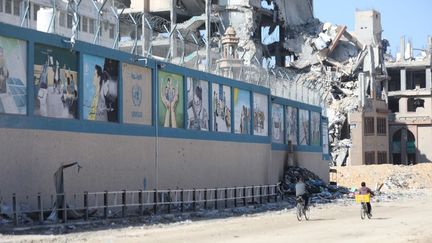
[296,203,303,221]
[360,203,366,220]
[367,207,372,219]
[303,207,310,221]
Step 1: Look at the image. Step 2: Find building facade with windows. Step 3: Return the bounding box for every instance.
[0,0,117,48]
[386,37,432,164]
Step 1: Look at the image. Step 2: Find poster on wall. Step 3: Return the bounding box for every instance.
[253,93,268,136]
[286,106,297,145]
[322,119,329,155]
[83,54,118,122]
[122,63,152,125]
[187,77,209,130]
[34,44,78,118]
[311,111,320,146]
[234,88,250,134]
[272,103,284,143]
[212,83,231,132]
[0,35,26,115]
[158,71,183,128]
[299,109,309,145]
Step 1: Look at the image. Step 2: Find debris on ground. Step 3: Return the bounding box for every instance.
[333,163,432,191]
[279,166,351,203]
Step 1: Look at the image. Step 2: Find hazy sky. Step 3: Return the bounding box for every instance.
[314,0,431,56]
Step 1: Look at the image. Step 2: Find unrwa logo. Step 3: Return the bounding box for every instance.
[132,84,142,107]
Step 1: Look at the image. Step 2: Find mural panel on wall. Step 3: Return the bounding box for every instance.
[234,88,251,134]
[34,44,78,118]
[299,109,309,145]
[83,54,118,122]
[0,35,26,115]
[187,77,209,130]
[212,83,231,132]
[122,63,152,125]
[253,93,268,136]
[158,71,183,128]
[272,103,284,143]
[286,106,297,145]
[311,111,320,146]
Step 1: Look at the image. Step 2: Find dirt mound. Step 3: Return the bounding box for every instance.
[333,163,432,191]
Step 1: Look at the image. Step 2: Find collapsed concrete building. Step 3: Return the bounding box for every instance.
[386,37,432,164]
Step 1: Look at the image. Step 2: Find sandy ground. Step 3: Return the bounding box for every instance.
[1,190,431,243]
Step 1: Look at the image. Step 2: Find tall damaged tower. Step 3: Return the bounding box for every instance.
[347,10,389,165]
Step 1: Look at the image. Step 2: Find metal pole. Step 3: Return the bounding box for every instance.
[153,189,158,214]
[142,0,150,56]
[214,188,218,209]
[243,186,246,206]
[224,187,228,208]
[139,190,144,216]
[205,0,211,71]
[234,187,237,207]
[38,192,43,223]
[104,191,108,218]
[84,191,89,220]
[168,189,171,214]
[170,0,177,60]
[181,189,184,212]
[62,193,67,223]
[13,193,18,226]
[204,188,208,209]
[251,186,255,204]
[259,186,263,204]
[193,188,196,211]
[122,190,127,218]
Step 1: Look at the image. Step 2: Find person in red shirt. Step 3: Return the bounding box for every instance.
[358,182,375,216]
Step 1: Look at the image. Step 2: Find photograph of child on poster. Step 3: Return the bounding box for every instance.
[83,54,118,122]
[187,77,208,130]
[34,44,78,118]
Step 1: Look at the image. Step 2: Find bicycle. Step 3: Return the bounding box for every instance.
[296,196,310,221]
[355,194,372,220]
[276,181,291,199]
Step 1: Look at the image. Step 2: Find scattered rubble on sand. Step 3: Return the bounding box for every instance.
[333,163,432,191]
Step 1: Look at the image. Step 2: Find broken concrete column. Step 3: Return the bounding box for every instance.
[358,72,365,107]
[401,69,406,91]
[399,36,405,62]
[426,68,431,90]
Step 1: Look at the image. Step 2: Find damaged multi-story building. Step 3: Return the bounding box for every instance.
[386,37,432,164]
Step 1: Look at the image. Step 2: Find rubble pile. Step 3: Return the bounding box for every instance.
[334,164,432,191]
[282,16,388,166]
[280,166,350,203]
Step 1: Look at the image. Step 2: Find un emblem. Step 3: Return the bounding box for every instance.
[132,85,142,107]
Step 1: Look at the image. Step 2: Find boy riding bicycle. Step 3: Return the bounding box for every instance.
[295,176,309,209]
[358,182,375,216]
